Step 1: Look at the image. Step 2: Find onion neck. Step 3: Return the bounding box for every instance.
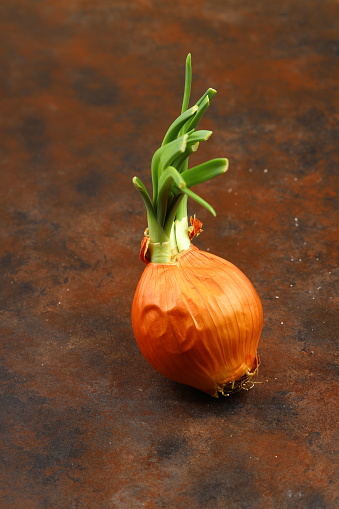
[174,194,191,251]
[149,241,178,264]
[148,218,191,263]
[148,195,191,263]
[175,216,191,251]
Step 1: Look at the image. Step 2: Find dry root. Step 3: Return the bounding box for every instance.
[217,354,261,397]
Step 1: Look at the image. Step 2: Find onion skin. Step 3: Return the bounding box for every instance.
[132,245,263,397]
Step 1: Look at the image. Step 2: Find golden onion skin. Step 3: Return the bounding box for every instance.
[132,246,263,397]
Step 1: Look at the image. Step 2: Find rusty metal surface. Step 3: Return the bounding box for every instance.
[0,1,338,508]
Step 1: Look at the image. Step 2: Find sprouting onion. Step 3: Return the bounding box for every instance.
[132,54,263,397]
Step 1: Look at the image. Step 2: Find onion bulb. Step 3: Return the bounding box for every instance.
[132,55,263,397]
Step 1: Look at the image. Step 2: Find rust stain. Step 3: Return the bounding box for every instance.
[0,0,338,508]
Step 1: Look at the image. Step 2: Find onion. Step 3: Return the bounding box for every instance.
[132,245,262,397]
[132,55,263,397]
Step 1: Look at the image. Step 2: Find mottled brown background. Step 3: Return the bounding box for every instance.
[0,1,338,508]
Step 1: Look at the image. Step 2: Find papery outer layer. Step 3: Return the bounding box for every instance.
[132,246,263,397]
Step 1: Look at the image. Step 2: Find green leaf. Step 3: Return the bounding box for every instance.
[161,105,198,146]
[159,135,188,174]
[172,142,200,171]
[157,166,186,224]
[132,176,154,212]
[170,131,212,173]
[161,168,217,219]
[187,130,212,145]
[182,187,216,216]
[133,54,226,250]
[159,166,186,191]
[181,158,229,188]
[185,96,210,132]
[181,53,192,113]
[163,194,185,237]
[132,177,168,242]
[179,89,216,137]
[170,130,211,172]
[167,182,216,217]
[151,134,187,201]
[196,87,217,107]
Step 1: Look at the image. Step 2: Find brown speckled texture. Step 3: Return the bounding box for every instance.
[0,1,338,508]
